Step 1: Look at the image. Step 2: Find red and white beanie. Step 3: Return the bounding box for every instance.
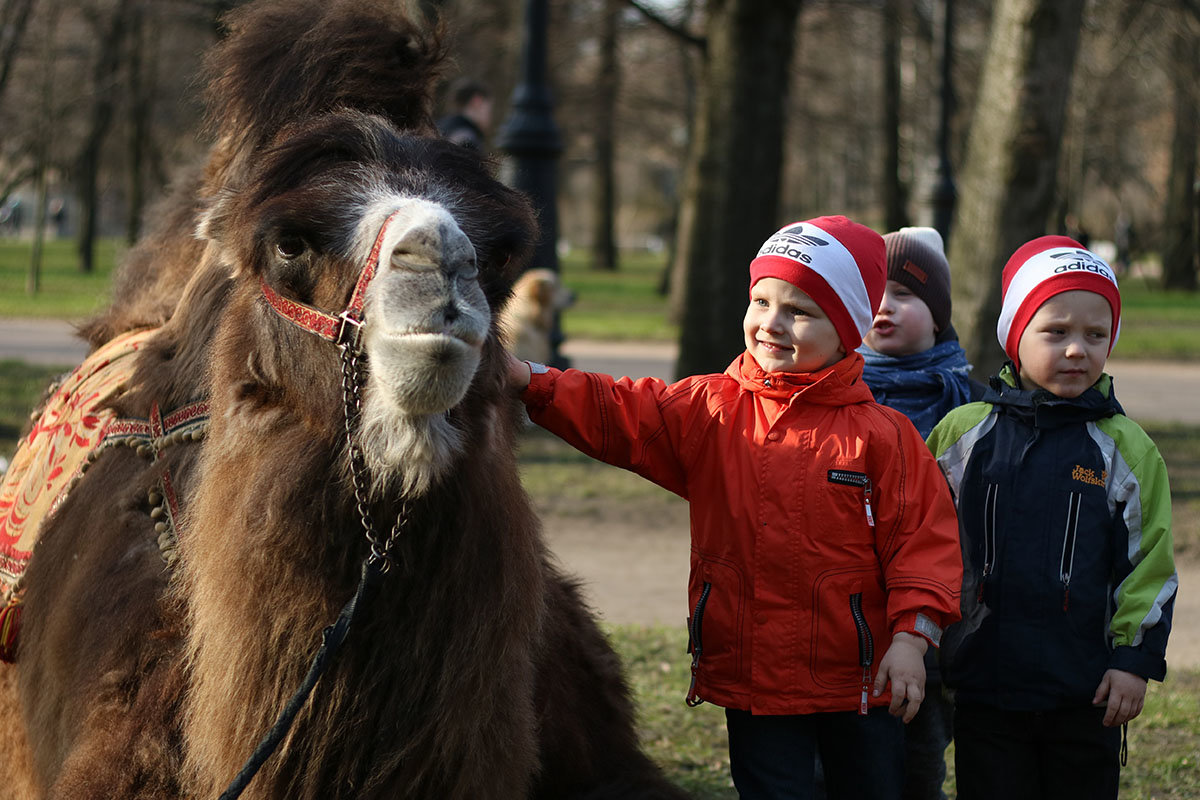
[997,235,1121,367]
[749,215,886,352]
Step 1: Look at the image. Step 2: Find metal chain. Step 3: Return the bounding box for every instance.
[339,338,408,573]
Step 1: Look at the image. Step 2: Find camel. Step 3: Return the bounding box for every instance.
[0,2,691,798]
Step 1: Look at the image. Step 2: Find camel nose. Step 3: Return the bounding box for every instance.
[389,215,475,275]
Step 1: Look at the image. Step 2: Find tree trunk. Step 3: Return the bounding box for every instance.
[673,0,804,378]
[882,0,908,232]
[76,0,132,273]
[591,0,620,271]
[946,0,1086,379]
[0,0,36,104]
[126,1,154,244]
[1161,8,1198,291]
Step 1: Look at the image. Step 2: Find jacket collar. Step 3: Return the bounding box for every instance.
[728,351,876,405]
[985,362,1123,427]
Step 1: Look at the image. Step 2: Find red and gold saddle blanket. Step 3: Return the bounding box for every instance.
[0,328,155,602]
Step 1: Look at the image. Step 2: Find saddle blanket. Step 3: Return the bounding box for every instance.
[0,328,154,601]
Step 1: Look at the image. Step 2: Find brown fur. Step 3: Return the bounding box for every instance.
[3,2,690,798]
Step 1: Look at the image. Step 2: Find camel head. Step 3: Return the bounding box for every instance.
[198,110,536,496]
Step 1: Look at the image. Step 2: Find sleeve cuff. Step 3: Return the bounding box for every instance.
[1109,645,1167,682]
[520,362,558,411]
[893,611,944,648]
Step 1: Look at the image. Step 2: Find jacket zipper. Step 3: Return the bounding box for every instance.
[849,592,874,715]
[685,581,712,707]
[1060,493,1081,611]
[827,469,874,527]
[979,484,998,602]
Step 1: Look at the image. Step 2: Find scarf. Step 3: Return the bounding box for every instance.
[859,340,975,437]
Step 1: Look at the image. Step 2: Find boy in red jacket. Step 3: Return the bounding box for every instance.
[507,216,962,800]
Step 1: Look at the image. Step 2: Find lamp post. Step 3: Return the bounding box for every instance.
[931,0,957,241]
[496,0,568,367]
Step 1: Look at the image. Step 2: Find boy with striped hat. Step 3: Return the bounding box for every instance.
[508,216,963,799]
[927,235,1177,800]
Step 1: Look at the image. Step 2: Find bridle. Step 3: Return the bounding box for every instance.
[220,209,412,799]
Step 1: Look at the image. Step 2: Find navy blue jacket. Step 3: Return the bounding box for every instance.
[928,367,1177,711]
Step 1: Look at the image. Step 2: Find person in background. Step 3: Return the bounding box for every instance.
[927,236,1177,800]
[436,78,493,152]
[858,226,979,800]
[508,216,963,800]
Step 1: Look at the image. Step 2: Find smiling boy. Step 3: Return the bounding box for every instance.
[927,236,1178,800]
[509,216,963,799]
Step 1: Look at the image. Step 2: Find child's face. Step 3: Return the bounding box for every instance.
[863,280,937,356]
[1016,290,1112,398]
[744,278,845,373]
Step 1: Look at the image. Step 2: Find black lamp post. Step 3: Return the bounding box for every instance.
[931,0,957,241]
[497,0,569,367]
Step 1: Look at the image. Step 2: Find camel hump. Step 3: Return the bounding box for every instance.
[203,0,448,149]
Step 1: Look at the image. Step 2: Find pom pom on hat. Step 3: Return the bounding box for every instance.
[749,215,886,351]
[883,227,952,334]
[997,235,1121,367]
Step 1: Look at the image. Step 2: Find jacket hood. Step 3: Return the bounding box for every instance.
[729,350,876,405]
[986,362,1123,428]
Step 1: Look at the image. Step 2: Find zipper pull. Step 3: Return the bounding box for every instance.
[863,484,874,527]
[1062,579,1071,612]
[859,668,871,715]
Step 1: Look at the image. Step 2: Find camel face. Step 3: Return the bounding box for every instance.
[362,198,488,417]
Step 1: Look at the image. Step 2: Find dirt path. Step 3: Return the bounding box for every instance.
[542,511,1199,670]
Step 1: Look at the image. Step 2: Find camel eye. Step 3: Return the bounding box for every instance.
[276,235,306,260]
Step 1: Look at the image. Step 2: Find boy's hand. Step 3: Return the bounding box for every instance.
[873,631,927,723]
[1093,668,1147,726]
[506,352,532,392]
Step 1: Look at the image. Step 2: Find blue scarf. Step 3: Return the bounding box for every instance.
[858,341,975,437]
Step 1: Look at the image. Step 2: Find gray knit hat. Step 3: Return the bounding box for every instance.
[882,226,952,334]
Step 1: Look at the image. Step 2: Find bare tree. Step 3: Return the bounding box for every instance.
[882,0,908,231]
[1161,3,1199,290]
[947,0,1087,378]
[0,0,35,103]
[75,0,132,273]
[591,0,620,270]
[673,0,804,377]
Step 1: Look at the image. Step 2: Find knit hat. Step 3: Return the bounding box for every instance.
[883,227,952,334]
[749,215,886,351]
[997,235,1121,367]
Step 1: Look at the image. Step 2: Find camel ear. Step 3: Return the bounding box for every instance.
[195,191,244,274]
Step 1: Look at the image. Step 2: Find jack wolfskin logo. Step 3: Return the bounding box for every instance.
[758,227,830,264]
[1071,464,1106,487]
[1051,250,1114,281]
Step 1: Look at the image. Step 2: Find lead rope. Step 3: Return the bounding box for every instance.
[219,332,409,799]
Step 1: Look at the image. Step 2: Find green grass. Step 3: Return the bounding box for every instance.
[0,237,121,319]
[610,624,1200,799]
[558,249,679,342]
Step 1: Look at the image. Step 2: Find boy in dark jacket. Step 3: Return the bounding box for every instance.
[927,236,1177,800]
[508,216,962,800]
[858,226,979,800]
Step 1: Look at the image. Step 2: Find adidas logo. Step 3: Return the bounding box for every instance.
[1051,250,1113,280]
[758,227,830,264]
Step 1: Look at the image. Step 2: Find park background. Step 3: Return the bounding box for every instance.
[1,0,1198,797]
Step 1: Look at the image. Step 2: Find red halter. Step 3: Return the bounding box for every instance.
[260,209,403,347]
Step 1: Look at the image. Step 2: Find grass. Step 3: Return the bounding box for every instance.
[2,237,1199,361]
[0,238,121,320]
[610,624,1200,799]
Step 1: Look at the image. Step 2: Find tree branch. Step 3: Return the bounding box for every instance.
[623,0,706,51]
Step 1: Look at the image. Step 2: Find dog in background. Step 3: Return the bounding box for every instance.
[500,268,576,364]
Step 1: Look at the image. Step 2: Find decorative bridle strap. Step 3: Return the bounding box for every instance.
[259,209,403,347]
[223,209,412,799]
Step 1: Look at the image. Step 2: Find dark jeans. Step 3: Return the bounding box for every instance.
[901,680,952,800]
[725,707,904,800]
[953,704,1120,800]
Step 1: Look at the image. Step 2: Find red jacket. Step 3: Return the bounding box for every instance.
[523,351,962,714]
